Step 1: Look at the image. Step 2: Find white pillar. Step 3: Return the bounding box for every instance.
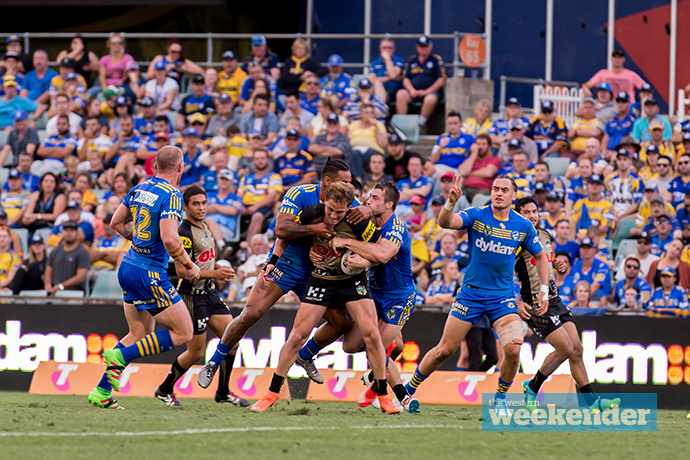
[607,0,615,70]
[484,0,492,80]
[306,0,314,48]
[670,0,678,115]
[424,0,432,36]
[364,0,372,74]
[545,0,553,81]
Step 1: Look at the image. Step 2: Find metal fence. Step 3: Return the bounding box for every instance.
[498,75,580,119]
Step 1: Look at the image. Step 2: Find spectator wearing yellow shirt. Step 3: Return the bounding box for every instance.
[639,119,678,163]
[0,226,21,291]
[631,191,679,238]
[216,51,247,109]
[73,172,98,213]
[238,149,283,242]
[89,213,128,271]
[1,169,31,225]
[567,98,604,155]
[348,103,388,179]
[462,99,493,137]
[637,144,660,183]
[48,58,88,107]
[572,174,615,238]
[506,150,535,200]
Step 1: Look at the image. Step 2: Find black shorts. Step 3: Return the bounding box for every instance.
[301,273,371,307]
[525,297,575,339]
[181,291,231,335]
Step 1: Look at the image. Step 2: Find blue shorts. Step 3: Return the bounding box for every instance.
[411,91,442,104]
[450,285,519,324]
[374,291,416,326]
[118,262,182,312]
[269,255,310,299]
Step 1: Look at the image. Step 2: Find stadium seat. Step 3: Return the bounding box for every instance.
[544,157,570,177]
[351,73,366,88]
[471,194,491,207]
[227,223,241,244]
[390,114,420,144]
[92,188,107,201]
[13,228,28,255]
[612,219,637,251]
[615,239,638,264]
[34,227,53,245]
[56,290,85,298]
[37,130,47,144]
[3,153,13,167]
[90,271,121,299]
[278,93,287,110]
[0,168,8,185]
[0,130,9,147]
[19,290,47,297]
[0,290,13,296]
[34,112,48,130]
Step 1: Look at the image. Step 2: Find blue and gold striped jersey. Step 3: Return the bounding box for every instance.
[274,151,317,186]
[458,205,543,297]
[121,176,183,272]
[369,214,416,303]
[271,183,322,269]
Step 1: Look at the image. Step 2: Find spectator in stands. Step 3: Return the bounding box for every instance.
[307,95,347,139]
[308,112,352,174]
[1,169,30,226]
[89,213,127,272]
[121,61,146,102]
[0,225,21,291]
[538,192,566,233]
[274,128,317,188]
[650,214,674,256]
[425,259,459,305]
[20,50,56,104]
[207,168,243,242]
[280,88,315,133]
[648,266,689,311]
[0,75,46,129]
[108,96,133,139]
[348,103,388,179]
[47,200,95,248]
[320,54,354,109]
[362,152,393,194]
[281,38,325,91]
[462,100,493,137]
[456,133,499,203]
[614,233,658,282]
[653,155,674,195]
[178,127,210,188]
[554,251,577,303]
[48,59,88,108]
[396,153,433,217]
[236,233,271,300]
[243,35,281,82]
[56,35,99,85]
[582,48,646,101]
[592,82,617,121]
[570,237,612,299]
[238,149,282,241]
[526,100,568,158]
[2,35,32,74]
[640,119,676,161]
[239,61,279,112]
[532,161,565,196]
[667,154,690,208]
[144,61,180,112]
[146,38,203,84]
[176,74,216,131]
[498,119,538,165]
[632,98,671,142]
[238,94,278,146]
[395,36,446,128]
[384,133,418,181]
[78,115,112,168]
[553,220,579,264]
[300,73,321,116]
[567,98,604,157]
[21,172,66,233]
[82,97,108,133]
[105,114,141,170]
[43,220,90,294]
[73,172,98,213]
[367,38,406,103]
[633,193,680,240]
[572,174,614,238]
[130,97,155,140]
[505,151,535,200]
[10,153,39,192]
[215,51,246,109]
[270,117,308,157]
[8,234,46,294]
[94,34,134,97]
[565,156,594,214]
[0,110,38,168]
[236,131,264,177]
[206,94,239,137]
[184,112,213,145]
[628,83,653,119]
[568,281,597,308]
[343,78,386,123]
[647,239,690,290]
[46,93,82,136]
[1,52,24,91]
[429,232,468,277]
[605,148,643,224]
[240,77,274,116]
[427,110,474,179]
[36,114,77,174]
[601,92,633,156]
[490,97,530,148]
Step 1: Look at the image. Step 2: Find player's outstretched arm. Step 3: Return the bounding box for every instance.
[533,249,550,315]
[438,174,465,229]
[275,212,334,240]
[161,219,200,282]
[331,237,398,265]
[111,203,134,241]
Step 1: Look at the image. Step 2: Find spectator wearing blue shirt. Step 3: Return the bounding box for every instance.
[0,75,46,129]
[648,267,689,311]
[555,251,577,303]
[526,101,569,158]
[48,200,95,248]
[674,192,690,240]
[274,129,317,188]
[428,110,474,179]
[35,114,78,174]
[650,214,674,256]
[19,50,57,103]
[570,237,612,298]
[3,153,39,192]
[207,169,243,241]
[242,35,282,82]
[299,73,321,115]
[601,92,634,155]
[396,36,447,128]
[105,115,142,169]
[396,154,434,217]
[343,78,387,122]
[0,110,39,168]
[490,97,531,148]
[320,54,355,109]
[629,83,653,120]
[176,74,215,131]
[600,256,652,308]
[425,259,459,305]
[368,38,406,103]
[553,219,580,262]
[238,94,279,147]
[133,97,158,139]
[201,149,237,193]
[239,61,279,111]
[666,153,690,208]
[632,98,672,142]
[180,127,210,188]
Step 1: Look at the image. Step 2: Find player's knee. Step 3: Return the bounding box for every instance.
[436,343,456,361]
[502,343,521,362]
[187,343,205,362]
[570,340,583,361]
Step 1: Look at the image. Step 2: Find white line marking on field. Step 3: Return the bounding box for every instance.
[0,424,463,438]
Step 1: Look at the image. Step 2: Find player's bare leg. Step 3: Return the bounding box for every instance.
[491,314,524,414]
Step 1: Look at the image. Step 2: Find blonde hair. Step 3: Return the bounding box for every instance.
[574,280,592,297]
[291,38,310,55]
[324,181,355,205]
[474,99,492,117]
[107,33,125,48]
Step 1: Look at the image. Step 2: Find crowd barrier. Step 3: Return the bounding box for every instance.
[1,302,689,408]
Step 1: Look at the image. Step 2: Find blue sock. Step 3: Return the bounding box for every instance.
[405,368,429,396]
[120,330,175,364]
[495,377,512,400]
[97,342,124,392]
[299,338,323,361]
[209,341,232,366]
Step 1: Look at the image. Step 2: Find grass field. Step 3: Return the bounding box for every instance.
[1,392,688,460]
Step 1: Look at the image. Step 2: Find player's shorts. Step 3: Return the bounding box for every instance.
[181,291,231,335]
[301,272,371,307]
[269,254,310,299]
[450,284,519,324]
[118,262,182,313]
[524,297,575,339]
[374,290,416,326]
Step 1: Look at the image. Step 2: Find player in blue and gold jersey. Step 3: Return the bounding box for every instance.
[88,146,200,410]
[198,158,372,388]
[405,175,550,416]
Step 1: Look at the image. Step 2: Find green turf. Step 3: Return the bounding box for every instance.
[1,392,689,460]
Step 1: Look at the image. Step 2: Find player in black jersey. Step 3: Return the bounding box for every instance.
[514,197,619,413]
[155,186,248,407]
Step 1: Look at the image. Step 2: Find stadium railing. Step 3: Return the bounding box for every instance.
[678,89,689,121]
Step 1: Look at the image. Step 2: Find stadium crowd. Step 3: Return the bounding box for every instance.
[0,33,688,319]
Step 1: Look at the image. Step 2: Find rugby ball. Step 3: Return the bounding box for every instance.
[340,249,365,276]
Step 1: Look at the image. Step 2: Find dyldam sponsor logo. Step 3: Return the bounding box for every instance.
[475,237,517,255]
